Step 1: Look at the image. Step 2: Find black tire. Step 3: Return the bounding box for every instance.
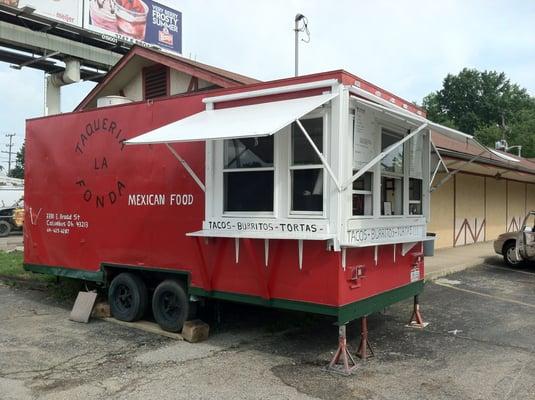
[503,241,522,267]
[0,221,11,237]
[108,273,148,322]
[152,280,189,332]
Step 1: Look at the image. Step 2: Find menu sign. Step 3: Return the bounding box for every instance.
[84,0,182,53]
[347,223,426,246]
[202,219,331,237]
[353,106,377,169]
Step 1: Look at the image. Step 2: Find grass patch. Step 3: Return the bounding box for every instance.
[0,250,86,301]
[0,250,53,283]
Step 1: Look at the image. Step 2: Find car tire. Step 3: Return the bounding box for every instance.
[109,273,148,322]
[152,280,189,333]
[503,241,522,267]
[0,221,11,237]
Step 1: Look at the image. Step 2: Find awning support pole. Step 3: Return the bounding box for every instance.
[430,138,449,174]
[165,144,206,192]
[429,139,450,188]
[296,119,342,192]
[430,151,486,192]
[342,123,428,191]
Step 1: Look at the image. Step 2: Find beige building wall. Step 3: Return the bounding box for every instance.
[454,174,485,246]
[119,69,213,102]
[526,184,535,212]
[123,74,143,102]
[170,70,211,95]
[485,178,507,241]
[507,181,526,232]
[428,173,454,249]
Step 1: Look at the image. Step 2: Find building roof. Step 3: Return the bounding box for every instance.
[76,45,260,111]
[432,131,535,182]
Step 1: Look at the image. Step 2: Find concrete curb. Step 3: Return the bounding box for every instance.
[425,261,483,282]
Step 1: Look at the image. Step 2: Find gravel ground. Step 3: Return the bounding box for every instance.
[1,262,534,400]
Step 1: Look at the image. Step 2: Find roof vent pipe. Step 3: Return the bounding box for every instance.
[49,58,81,86]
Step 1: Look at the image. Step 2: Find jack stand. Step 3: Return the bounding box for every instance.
[407,295,429,328]
[356,316,374,360]
[326,324,357,375]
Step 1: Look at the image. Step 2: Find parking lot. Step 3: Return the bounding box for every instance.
[1,260,535,400]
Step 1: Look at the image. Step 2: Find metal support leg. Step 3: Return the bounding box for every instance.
[326,324,357,375]
[408,295,428,328]
[356,316,374,360]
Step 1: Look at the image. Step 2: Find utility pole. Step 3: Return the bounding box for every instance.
[2,133,16,175]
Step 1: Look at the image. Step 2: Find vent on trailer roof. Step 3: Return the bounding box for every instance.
[143,66,169,100]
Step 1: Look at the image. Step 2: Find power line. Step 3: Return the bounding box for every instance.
[1,133,16,174]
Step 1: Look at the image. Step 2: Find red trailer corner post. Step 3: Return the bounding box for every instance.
[24,71,475,374]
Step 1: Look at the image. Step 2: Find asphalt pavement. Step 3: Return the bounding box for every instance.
[1,262,535,399]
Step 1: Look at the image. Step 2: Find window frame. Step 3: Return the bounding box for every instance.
[288,111,328,218]
[379,128,406,217]
[220,135,277,217]
[349,111,427,220]
[352,171,373,216]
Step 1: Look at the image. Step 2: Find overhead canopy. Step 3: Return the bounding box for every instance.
[126,92,338,145]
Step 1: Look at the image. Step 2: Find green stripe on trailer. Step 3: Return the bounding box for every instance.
[191,280,425,325]
[24,263,104,282]
[23,263,424,324]
[337,280,424,324]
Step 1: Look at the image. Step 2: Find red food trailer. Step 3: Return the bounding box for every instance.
[24,70,472,373]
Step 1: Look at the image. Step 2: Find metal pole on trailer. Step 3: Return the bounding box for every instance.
[294,14,309,77]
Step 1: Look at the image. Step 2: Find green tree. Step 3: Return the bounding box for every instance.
[8,142,24,179]
[423,68,535,157]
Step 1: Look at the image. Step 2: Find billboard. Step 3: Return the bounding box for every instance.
[0,0,83,26]
[0,0,182,54]
[84,0,182,54]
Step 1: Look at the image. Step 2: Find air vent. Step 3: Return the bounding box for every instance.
[143,66,169,100]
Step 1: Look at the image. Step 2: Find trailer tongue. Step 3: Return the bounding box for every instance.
[25,71,476,374]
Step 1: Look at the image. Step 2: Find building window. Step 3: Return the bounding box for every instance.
[223,137,274,212]
[143,65,169,100]
[290,118,324,212]
[353,172,373,216]
[381,130,404,215]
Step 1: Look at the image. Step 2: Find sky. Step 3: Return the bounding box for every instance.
[0,0,534,171]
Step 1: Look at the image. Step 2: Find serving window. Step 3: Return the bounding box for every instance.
[351,102,429,220]
[381,130,404,216]
[223,136,275,212]
[290,117,324,213]
[352,172,373,216]
[408,134,423,215]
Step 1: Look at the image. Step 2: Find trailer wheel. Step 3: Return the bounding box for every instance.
[109,273,148,322]
[0,221,11,237]
[152,280,189,332]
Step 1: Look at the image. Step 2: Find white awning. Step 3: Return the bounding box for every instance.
[126,92,338,145]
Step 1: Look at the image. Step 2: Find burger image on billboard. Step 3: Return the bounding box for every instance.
[114,0,149,40]
[0,0,19,6]
[89,0,117,32]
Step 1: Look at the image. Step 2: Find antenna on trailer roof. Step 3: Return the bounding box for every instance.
[294,13,310,77]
